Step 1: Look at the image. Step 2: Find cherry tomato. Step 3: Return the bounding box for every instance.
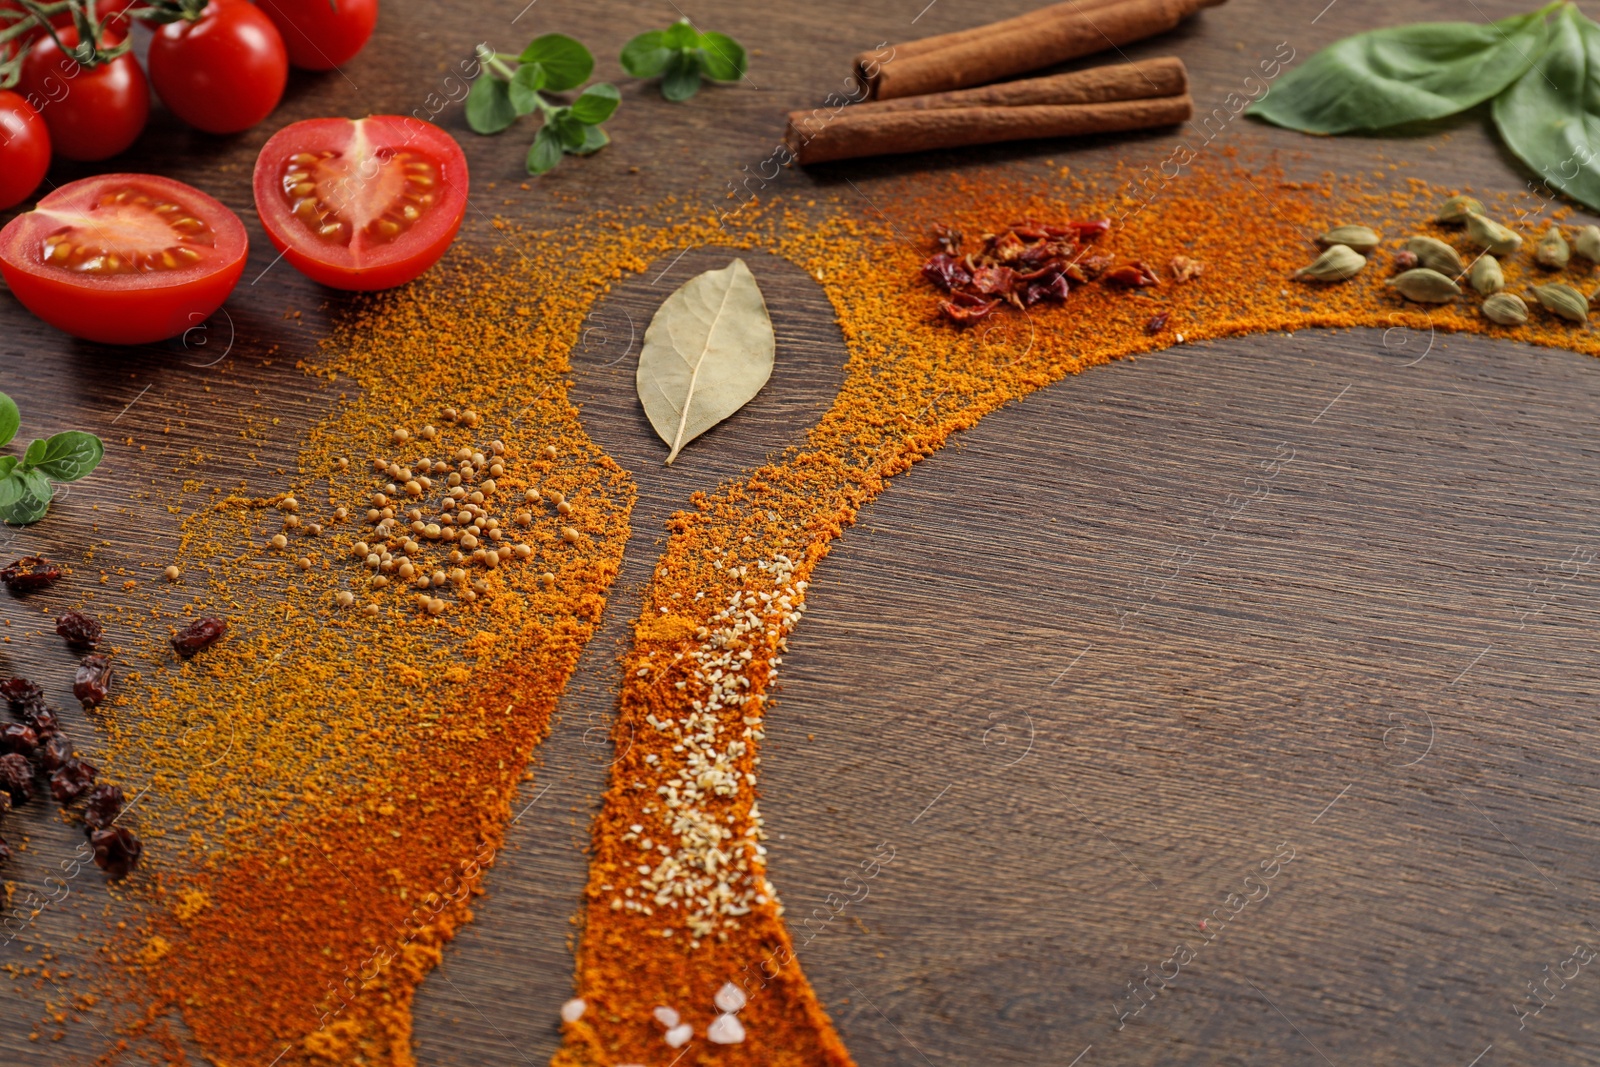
[148,0,287,134]
[254,0,376,71]
[0,92,50,211]
[0,174,249,345]
[18,25,149,162]
[0,0,136,42]
[252,116,467,291]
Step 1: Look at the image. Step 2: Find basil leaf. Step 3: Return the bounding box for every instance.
[570,82,620,125]
[466,75,518,134]
[32,430,103,482]
[0,472,22,509]
[1,469,52,525]
[620,31,670,77]
[571,123,609,155]
[527,126,565,174]
[1494,4,1600,213]
[0,392,17,448]
[662,19,697,51]
[1249,5,1557,134]
[519,33,592,92]
[22,438,46,468]
[696,32,746,82]
[510,62,547,114]
[662,50,702,102]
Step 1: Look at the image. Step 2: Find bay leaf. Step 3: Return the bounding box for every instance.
[1493,3,1600,214]
[1248,3,1556,135]
[636,258,774,464]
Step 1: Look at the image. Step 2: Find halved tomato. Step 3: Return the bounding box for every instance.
[0,174,248,345]
[252,115,468,291]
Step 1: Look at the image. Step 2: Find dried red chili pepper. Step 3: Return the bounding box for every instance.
[1169,255,1204,283]
[921,254,971,292]
[1076,254,1113,280]
[931,224,962,255]
[988,231,1028,263]
[940,297,1001,325]
[1068,218,1112,239]
[1023,274,1072,306]
[970,265,1018,295]
[1103,260,1161,288]
[0,556,62,595]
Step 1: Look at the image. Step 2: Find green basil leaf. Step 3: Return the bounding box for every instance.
[0,472,23,509]
[571,123,610,155]
[519,33,592,92]
[696,31,746,82]
[1494,4,1600,214]
[1249,4,1557,134]
[570,82,620,125]
[527,126,565,175]
[620,31,670,77]
[32,430,103,482]
[22,438,46,468]
[466,75,518,134]
[1,469,52,525]
[0,393,18,448]
[662,50,702,102]
[510,62,547,114]
[662,19,697,51]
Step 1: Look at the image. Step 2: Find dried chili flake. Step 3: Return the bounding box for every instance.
[1169,255,1204,283]
[171,617,227,658]
[939,297,1001,325]
[920,254,971,292]
[1021,271,1071,306]
[90,825,142,879]
[988,231,1028,263]
[56,609,103,650]
[50,757,97,804]
[1068,218,1112,239]
[1104,260,1162,288]
[74,654,113,708]
[0,556,62,595]
[1145,311,1172,335]
[931,224,962,255]
[970,265,1018,295]
[1076,254,1113,280]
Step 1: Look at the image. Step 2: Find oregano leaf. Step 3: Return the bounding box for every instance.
[466,75,518,134]
[0,393,18,448]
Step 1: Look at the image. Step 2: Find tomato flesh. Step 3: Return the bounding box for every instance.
[0,175,248,345]
[0,91,50,211]
[253,116,467,291]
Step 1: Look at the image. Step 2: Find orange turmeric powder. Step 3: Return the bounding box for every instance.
[49,157,1599,1067]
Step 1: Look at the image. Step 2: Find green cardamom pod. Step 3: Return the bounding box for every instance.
[1464,213,1522,256]
[1294,244,1366,282]
[1574,225,1600,262]
[1316,225,1381,254]
[1436,195,1485,224]
[1388,268,1461,303]
[1481,292,1528,326]
[1469,254,1504,295]
[1531,282,1589,323]
[1405,236,1464,276]
[1535,226,1571,270]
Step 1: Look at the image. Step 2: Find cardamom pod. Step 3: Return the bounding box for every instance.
[1436,195,1485,224]
[1294,244,1366,282]
[1574,224,1600,262]
[1531,282,1589,323]
[1481,292,1528,326]
[1405,236,1464,276]
[1387,268,1460,303]
[1469,254,1504,295]
[1315,225,1381,254]
[1535,226,1570,270]
[1464,213,1522,256]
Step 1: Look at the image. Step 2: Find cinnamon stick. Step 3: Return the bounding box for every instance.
[786,95,1193,166]
[856,0,1225,100]
[866,55,1186,113]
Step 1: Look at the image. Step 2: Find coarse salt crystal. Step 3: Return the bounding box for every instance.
[714,981,747,1013]
[653,1005,680,1028]
[707,1012,746,1044]
[665,1023,693,1048]
[560,998,586,1023]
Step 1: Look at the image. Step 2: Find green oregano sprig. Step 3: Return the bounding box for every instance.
[0,392,105,525]
[620,18,746,102]
[1249,1,1600,213]
[466,33,620,175]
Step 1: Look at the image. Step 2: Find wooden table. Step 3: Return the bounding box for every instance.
[5,0,1600,1063]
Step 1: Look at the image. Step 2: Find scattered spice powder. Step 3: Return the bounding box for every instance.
[55,156,1600,1067]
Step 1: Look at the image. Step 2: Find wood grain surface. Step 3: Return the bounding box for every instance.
[4,0,1600,1063]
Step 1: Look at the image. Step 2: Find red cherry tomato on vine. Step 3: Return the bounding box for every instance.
[254,0,376,71]
[148,0,287,134]
[0,0,136,42]
[252,115,467,291]
[0,174,249,345]
[0,92,50,211]
[17,25,148,161]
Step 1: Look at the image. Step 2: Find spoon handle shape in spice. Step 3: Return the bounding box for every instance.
[786,94,1193,165]
[858,0,1226,100]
